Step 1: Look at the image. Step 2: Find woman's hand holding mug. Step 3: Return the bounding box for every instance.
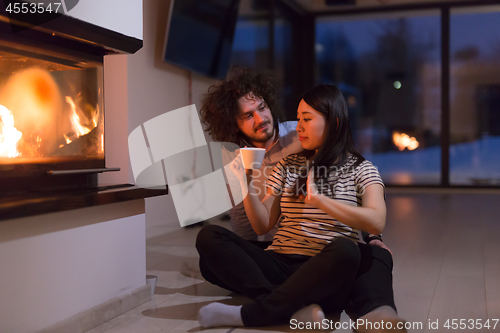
[230,147,253,186]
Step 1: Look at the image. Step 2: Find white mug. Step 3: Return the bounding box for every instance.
[240,147,266,169]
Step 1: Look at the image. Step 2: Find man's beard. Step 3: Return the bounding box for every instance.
[243,124,275,144]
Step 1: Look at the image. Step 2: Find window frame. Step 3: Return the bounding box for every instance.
[311,0,500,189]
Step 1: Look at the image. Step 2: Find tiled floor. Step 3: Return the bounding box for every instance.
[88,190,500,333]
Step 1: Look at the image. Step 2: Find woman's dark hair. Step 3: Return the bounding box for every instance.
[295,84,365,194]
[199,66,285,144]
[304,84,364,169]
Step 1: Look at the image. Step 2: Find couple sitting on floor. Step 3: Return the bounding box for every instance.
[193,67,406,333]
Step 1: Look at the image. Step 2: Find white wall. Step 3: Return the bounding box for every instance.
[102,0,217,229]
[0,201,146,333]
[65,0,143,39]
[21,0,142,39]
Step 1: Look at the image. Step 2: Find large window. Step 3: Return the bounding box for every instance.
[449,6,500,185]
[316,11,441,185]
[230,2,500,188]
[273,5,294,114]
[230,18,270,70]
[230,0,307,120]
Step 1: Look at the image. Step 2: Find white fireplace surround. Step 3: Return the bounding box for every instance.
[0,201,148,333]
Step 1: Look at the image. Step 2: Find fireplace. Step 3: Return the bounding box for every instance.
[0,6,166,219]
[0,4,170,333]
[0,40,108,192]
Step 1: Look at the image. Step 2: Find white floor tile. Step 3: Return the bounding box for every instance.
[483,243,500,321]
[425,275,488,333]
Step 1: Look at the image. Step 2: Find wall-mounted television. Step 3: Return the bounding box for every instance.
[163,0,240,79]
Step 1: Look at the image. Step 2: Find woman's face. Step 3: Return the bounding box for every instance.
[296,99,327,152]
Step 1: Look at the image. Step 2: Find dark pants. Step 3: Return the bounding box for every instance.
[196,224,362,326]
[345,242,396,319]
[207,237,398,319]
[243,241,398,319]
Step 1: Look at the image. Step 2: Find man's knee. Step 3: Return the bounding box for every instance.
[372,245,393,268]
[322,238,361,268]
[359,243,393,272]
[196,224,224,251]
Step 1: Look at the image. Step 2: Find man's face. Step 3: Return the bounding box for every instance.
[236,93,274,145]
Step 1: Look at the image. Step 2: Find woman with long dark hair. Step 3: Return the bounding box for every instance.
[196,84,398,330]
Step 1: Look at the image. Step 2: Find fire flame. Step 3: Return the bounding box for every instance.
[0,66,102,158]
[0,95,101,157]
[66,96,91,137]
[0,105,22,158]
[65,96,100,144]
[393,131,419,151]
[93,105,99,128]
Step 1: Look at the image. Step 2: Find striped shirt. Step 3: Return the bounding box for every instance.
[229,129,303,241]
[265,153,384,256]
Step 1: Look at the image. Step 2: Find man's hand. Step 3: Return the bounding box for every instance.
[368,239,393,257]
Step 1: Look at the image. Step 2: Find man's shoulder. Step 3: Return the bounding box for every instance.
[279,130,303,155]
[279,129,298,141]
[278,121,297,136]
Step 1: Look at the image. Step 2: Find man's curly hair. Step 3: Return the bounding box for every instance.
[200,66,285,144]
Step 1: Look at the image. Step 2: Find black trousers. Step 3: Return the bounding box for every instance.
[244,237,397,320]
[345,240,396,320]
[197,224,386,327]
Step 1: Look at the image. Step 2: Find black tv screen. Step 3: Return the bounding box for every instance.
[163,0,240,79]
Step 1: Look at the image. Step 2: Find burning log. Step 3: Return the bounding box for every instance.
[53,126,100,156]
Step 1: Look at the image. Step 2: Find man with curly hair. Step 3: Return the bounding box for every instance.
[197,67,405,332]
[200,66,303,242]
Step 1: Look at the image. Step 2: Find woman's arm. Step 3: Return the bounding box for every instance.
[302,170,386,235]
[243,177,282,235]
[230,159,282,236]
